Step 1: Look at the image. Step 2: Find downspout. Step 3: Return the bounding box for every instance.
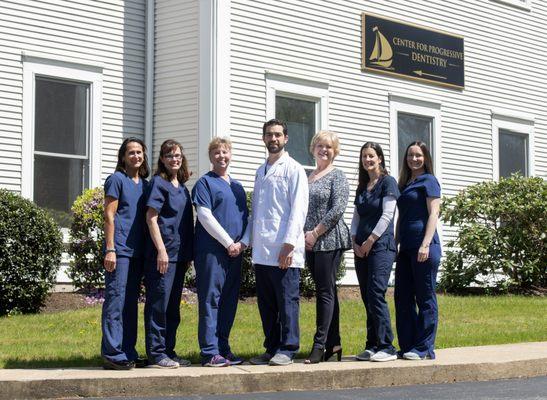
[144,0,154,155]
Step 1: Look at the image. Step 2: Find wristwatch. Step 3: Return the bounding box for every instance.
[105,248,116,254]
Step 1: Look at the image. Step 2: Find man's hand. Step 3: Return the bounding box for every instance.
[278,243,295,269]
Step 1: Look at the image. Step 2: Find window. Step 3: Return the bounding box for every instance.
[389,94,441,179]
[266,72,328,168]
[491,110,534,180]
[22,55,103,227]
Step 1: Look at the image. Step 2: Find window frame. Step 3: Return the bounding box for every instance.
[22,55,103,201]
[265,72,329,169]
[491,110,534,181]
[389,93,442,184]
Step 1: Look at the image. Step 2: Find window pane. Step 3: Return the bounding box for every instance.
[499,130,528,178]
[276,96,316,166]
[398,113,433,169]
[35,78,88,156]
[34,155,88,227]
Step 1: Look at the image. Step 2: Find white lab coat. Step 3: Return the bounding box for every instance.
[248,152,309,268]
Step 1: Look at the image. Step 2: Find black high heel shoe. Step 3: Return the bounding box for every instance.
[304,348,325,364]
[324,345,342,361]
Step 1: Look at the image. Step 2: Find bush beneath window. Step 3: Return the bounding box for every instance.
[439,174,546,294]
[67,187,105,291]
[0,190,63,316]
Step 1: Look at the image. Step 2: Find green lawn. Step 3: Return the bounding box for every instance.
[0,295,546,368]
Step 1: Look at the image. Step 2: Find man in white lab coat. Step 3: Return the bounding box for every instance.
[244,119,309,366]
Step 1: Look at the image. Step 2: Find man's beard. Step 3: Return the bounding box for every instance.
[267,142,285,154]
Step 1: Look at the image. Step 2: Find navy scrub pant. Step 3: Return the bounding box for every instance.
[394,244,441,359]
[255,265,300,358]
[355,247,396,353]
[144,260,188,363]
[306,250,342,351]
[195,250,242,362]
[101,256,144,362]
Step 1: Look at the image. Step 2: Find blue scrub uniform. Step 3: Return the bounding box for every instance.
[354,175,399,354]
[144,174,194,363]
[101,171,148,363]
[395,173,441,359]
[192,172,248,363]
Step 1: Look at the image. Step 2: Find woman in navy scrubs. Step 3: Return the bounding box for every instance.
[144,139,194,368]
[395,141,441,360]
[192,137,249,367]
[101,137,149,370]
[351,142,399,362]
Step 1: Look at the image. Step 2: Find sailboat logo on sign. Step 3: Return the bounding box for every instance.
[369,26,393,69]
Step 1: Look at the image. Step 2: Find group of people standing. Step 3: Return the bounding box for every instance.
[100,118,441,370]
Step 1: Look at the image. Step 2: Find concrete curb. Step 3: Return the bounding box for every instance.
[1,342,546,399]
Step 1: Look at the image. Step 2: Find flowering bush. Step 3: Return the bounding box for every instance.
[0,189,63,315]
[67,187,105,290]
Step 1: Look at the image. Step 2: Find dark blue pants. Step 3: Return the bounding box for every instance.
[101,256,144,362]
[355,247,396,353]
[394,245,441,359]
[144,260,188,363]
[255,265,300,358]
[195,250,242,361]
[306,250,342,350]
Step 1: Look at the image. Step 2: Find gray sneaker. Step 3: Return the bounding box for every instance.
[370,350,397,362]
[147,357,179,369]
[249,352,272,365]
[402,351,430,360]
[356,349,375,361]
[172,356,192,367]
[269,353,293,366]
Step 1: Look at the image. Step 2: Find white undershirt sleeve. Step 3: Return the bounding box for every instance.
[371,196,397,238]
[196,205,234,249]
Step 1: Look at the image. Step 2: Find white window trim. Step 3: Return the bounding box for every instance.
[22,55,103,200]
[389,93,442,184]
[490,0,531,11]
[491,110,535,181]
[265,72,329,168]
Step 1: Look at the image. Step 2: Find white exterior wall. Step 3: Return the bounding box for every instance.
[0,0,147,188]
[227,0,547,283]
[154,0,199,184]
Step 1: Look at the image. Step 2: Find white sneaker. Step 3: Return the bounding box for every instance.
[403,351,430,360]
[147,357,179,369]
[269,353,293,366]
[370,350,397,362]
[355,349,375,361]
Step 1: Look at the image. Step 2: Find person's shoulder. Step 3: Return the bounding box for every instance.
[383,175,398,186]
[420,173,439,185]
[109,171,126,182]
[149,174,166,188]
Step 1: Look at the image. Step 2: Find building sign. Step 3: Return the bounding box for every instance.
[362,13,465,89]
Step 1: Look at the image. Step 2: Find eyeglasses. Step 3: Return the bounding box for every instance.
[164,153,182,160]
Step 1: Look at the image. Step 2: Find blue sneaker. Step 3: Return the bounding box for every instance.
[203,354,230,367]
[222,352,244,365]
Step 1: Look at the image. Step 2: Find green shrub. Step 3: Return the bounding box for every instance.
[0,190,63,315]
[439,174,546,294]
[67,187,105,290]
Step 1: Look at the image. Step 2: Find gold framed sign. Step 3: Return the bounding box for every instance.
[362,13,465,89]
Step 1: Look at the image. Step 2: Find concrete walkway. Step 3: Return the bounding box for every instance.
[1,342,546,400]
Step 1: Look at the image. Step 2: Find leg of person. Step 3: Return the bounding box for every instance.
[254,265,280,360]
[165,261,189,360]
[394,250,418,354]
[354,255,377,356]
[144,259,177,364]
[101,256,132,367]
[410,244,441,359]
[217,253,242,363]
[367,248,397,361]
[196,252,223,363]
[273,267,300,364]
[121,256,144,362]
[324,250,343,361]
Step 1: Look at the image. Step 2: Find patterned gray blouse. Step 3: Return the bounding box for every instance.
[304,168,352,252]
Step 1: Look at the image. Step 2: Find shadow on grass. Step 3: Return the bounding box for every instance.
[3,355,103,369]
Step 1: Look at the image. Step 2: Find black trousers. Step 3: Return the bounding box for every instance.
[306,249,343,350]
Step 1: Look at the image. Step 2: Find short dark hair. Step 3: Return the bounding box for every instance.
[262,119,287,136]
[115,137,150,179]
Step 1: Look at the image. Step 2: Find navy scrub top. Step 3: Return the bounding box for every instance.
[191,171,249,253]
[145,174,194,263]
[104,171,148,258]
[397,173,441,251]
[354,175,400,250]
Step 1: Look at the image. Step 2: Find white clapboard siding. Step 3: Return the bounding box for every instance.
[0,0,147,193]
[228,0,547,283]
[153,0,200,186]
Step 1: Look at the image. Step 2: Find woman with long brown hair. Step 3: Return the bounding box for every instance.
[144,139,194,368]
